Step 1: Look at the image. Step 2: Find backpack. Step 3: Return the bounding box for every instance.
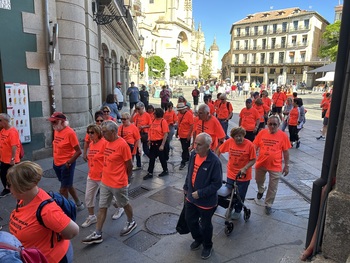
[0,242,48,263]
[36,191,76,248]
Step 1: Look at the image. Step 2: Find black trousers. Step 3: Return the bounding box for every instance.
[0,162,13,189]
[245,131,256,142]
[180,138,191,165]
[289,125,299,142]
[147,140,168,174]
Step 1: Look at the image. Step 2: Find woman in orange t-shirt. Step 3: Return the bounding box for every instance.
[288,99,300,147]
[217,127,256,220]
[163,102,178,156]
[143,108,169,180]
[81,124,107,228]
[8,161,79,263]
[101,106,116,122]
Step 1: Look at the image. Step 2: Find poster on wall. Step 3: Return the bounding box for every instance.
[4,83,31,143]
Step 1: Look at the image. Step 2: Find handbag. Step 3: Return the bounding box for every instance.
[0,242,48,263]
[176,200,190,235]
[140,132,148,143]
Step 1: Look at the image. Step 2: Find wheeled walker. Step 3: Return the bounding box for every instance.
[217,173,251,236]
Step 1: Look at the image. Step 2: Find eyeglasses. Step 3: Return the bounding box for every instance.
[103,111,110,113]
[96,119,103,123]
[51,121,59,125]
[268,123,278,127]
[87,131,95,134]
[121,118,127,121]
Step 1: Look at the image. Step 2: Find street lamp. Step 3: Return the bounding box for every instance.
[92,0,131,25]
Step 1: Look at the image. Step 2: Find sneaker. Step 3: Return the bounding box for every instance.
[158,170,169,177]
[257,192,264,200]
[82,231,103,244]
[179,163,186,170]
[76,202,85,211]
[0,189,10,198]
[201,247,213,260]
[82,215,97,228]
[296,141,301,149]
[190,240,202,251]
[316,136,325,140]
[231,211,241,220]
[120,220,137,236]
[265,206,272,215]
[132,166,141,171]
[112,208,124,220]
[143,173,153,180]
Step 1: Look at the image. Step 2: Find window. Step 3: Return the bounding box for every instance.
[300,51,306,62]
[243,54,247,64]
[254,26,258,35]
[251,54,256,64]
[259,68,264,74]
[262,39,266,49]
[271,38,276,49]
[293,21,298,30]
[236,41,240,50]
[234,68,239,73]
[236,28,241,36]
[302,35,307,44]
[251,68,256,73]
[273,24,277,34]
[269,53,274,64]
[253,39,257,50]
[281,37,286,48]
[245,26,250,36]
[260,53,265,64]
[291,36,297,46]
[235,54,239,64]
[304,19,309,29]
[289,52,295,63]
[279,52,284,63]
[282,22,287,32]
[270,68,276,74]
[244,40,248,50]
[149,0,154,3]
[241,68,246,73]
[263,25,267,34]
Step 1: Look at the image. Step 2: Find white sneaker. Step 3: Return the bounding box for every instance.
[120,220,137,236]
[76,202,85,211]
[112,208,124,220]
[81,215,97,228]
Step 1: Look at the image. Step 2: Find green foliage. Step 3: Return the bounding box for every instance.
[200,58,212,80]
[146,56,165,78]
[170,57,188,77]
[319,21,341,62]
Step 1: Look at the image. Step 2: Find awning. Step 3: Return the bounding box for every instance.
[316,71,335,82]
[308,62,336,73]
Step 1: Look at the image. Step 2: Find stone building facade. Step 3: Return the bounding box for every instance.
[0,0,141,159]
[221,7,329,87]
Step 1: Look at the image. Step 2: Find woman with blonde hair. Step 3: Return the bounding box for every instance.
[7,161,79,263]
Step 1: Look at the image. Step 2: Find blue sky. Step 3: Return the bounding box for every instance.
[192,0,342,64]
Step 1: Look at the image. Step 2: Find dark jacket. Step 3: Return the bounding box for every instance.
[183,150,222,208]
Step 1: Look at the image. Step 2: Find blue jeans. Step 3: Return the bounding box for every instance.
[219,119,229,139]
[226,178,250,213]
[53,161,76,188]
[59,241,73,263]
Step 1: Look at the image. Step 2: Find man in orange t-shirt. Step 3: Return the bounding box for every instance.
[193,104,225,151]
[0,113,20,197]
[216,94,233,139]
[176,102,194,170]
[253,116,291,215]
[82,121,136,245]
[239,99,260,141]
[271,86,287,121]
[217,127,256,219]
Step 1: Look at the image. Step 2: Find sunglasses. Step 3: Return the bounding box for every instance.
[103,111,110,113]
[87,131,95,134]
[96,119,103,123]
[268,123,278,127]
[121,118,127,121]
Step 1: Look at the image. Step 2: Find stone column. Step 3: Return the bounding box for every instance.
[120,65,126,101]
[116,61,121,82]
[283,66,288,85]
[263,67,268,84]
[230,68,235,82]
[105,59,112,95]
[56,0,89,128]
[246,67,251,83]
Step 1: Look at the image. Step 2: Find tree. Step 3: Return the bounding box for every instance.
[319,20,341,62]
[146,56,165,79]
[200,58,212,80]
[169,57,188,77]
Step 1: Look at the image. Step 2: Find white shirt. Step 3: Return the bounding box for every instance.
[114,87,124,102]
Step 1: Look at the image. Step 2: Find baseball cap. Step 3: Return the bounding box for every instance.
[246,98,252,103]
[48,112,67,122]
[176,103,187,111]
[116,82,122,85]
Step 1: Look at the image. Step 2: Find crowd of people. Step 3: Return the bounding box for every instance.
[0,80,331,262]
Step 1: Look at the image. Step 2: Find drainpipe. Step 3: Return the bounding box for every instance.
[44,0,55,114]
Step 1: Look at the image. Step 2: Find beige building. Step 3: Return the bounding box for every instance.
[136,0,219,84]
[221,7,329,87]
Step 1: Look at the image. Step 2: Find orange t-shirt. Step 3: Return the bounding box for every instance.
[254,104,270,122]
[216,101,233,119]
[288,107,299,126]
[53,126,80,166]
[118,124,140,146]
[286,92,293,99]
[320,98,330,111]
[214,100,221,110]
[164,110,178,125]
[88,138,107,181]
[207,103,215,115]
[102,138,132,188]
[219,138,256,181]
[9,189,71,263]
[0,127,20,163]
[194,117,225,150]
[191,155,207,186]
[239,107,260,131]
[148,119,169,141]
[262,97,272,109]
[325,102,331,118]
[253,129,291,171]
[177,110,194,138]
[272,92,287,107]
[133,112,152,133]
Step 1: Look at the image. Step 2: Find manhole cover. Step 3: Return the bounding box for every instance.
[145,212,179,235]
[129,186,150,199]
[43,168,57,178]
[123,230,159,252]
